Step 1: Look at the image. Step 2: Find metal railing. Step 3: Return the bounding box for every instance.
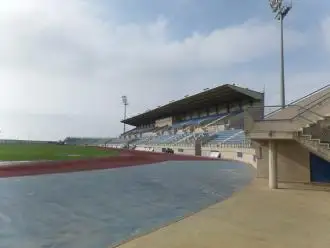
[264,104,324,121]
[266,91,330,120]
[245,92,330,134]
[302,120,330,144]
[264,84,330,119]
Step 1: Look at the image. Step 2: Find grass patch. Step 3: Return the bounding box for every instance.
[0,143,119,161]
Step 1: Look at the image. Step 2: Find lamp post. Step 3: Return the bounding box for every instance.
[269,0,292,109]
[122,96,128,134]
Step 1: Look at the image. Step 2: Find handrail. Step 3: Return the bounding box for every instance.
[292,92,330,119]
[244,95,330,135]
[251,94,329,123]
[264,84,329,118]
[290,83,329,105]
[250,105,316,122]
[264,93,329,120]
[291,83,330,104]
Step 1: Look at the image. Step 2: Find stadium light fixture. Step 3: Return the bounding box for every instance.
[269,0,292,109]
[122,96,128,134]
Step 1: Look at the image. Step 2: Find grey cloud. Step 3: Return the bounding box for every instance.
[0,0,317,140]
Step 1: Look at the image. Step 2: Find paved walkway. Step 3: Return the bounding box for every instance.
[116,179,330,248]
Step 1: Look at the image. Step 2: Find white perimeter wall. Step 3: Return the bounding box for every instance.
[135,145,257,168]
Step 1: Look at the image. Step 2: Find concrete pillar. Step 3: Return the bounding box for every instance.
[269,140,278,189]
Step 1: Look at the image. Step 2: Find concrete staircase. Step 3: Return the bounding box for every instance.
[294,117,330,162]
[244,84,330,163]
[294,133,330,162]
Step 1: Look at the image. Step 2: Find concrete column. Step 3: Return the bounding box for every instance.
[269,140,278,189]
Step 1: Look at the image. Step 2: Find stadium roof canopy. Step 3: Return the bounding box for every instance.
[122,84,263,126]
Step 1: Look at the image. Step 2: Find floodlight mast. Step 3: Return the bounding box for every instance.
[122,96,128,134]
[269,0,292,109]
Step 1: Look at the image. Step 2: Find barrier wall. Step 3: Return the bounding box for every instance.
[135,145,257,168]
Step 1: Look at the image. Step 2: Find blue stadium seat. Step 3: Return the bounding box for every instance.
[171,113,230,129]
[207,129,246,144]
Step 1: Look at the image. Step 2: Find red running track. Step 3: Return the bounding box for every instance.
[0,149,215,178]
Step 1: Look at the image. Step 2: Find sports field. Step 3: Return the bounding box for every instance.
[0,143,119,161]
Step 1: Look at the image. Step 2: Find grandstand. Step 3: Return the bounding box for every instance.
[64,84,263,150]
[118,84,264,149]
[119,82,330,187]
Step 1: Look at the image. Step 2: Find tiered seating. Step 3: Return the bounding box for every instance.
[143,133,190,145]
[64,110,248,149]
[207,130,243,144]
[205,111,242,127]
[146,135,172,145]
[224,131,246,144]
[141,132,155,137]
[176,132,210,145]
[199,117,220,126]
[128,111,248,146]
[172,113,232,130]
[172,118,199,129]
[171,121,191,129]
[134,128,248,146]
[199,113,228,126]
[153,125,169,133]
[131,136,154,145]
[165,133,190,144]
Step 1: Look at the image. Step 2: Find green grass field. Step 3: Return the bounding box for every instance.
[0,144,119,161]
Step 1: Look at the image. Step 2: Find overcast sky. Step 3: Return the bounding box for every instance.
[0,0,329,140]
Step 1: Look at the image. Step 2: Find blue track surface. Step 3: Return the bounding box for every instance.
[0,161,254,248]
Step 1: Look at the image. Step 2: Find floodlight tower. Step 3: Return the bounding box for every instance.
[122,96,128,134]
[269,0,292,109]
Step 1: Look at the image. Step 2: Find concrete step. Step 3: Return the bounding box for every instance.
[295,134,330,162]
